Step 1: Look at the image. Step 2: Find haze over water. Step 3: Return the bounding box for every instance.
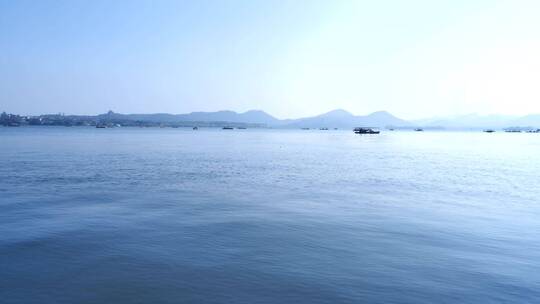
[1,127,539,303]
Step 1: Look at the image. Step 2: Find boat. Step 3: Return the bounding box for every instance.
[193,126,198,130]
[320,128,328,130]
[301,128,310,130]
[354,127,380,134]
[484,129,495,133]
[96,123,106,128]
[222,127,234,130]
[414,128,424,132]
[237,127,247,129]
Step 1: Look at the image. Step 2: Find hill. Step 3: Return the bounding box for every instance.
[284,110,411,128]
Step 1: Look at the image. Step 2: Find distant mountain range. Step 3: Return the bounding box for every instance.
[96,109,411,128]
[101,110,282,126]
[3,109,540,129]
[283,109,411,128]
[101,109,540,129]
[102,109,540,128]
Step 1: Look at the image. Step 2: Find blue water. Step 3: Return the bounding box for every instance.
[1,127,539,303]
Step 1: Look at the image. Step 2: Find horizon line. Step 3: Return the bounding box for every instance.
[2,108,539,122]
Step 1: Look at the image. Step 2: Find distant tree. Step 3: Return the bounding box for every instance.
[1,112,9,125]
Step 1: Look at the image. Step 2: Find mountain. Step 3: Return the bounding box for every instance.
[237,110,283,125]
[94,109,412,128]
[12,109,415,128]
[10,109,540,129]
[97,110,281,125]
[284,110,411,128]
[176,110,281,124]
[357,111,412,128]
[286,109,355,128]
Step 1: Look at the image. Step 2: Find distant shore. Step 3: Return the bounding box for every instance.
[2,110,539,131]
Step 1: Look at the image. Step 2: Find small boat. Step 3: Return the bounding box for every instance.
[222,126,234,130]
[484,129,495,133]
[237,127,247,129]
[193,126,198,130]
[301,128,310,130]
[414,128,424,132]
[320,128,328,130]
[354,127,380,134]
[96,123,106,128]
[388,128,395,131]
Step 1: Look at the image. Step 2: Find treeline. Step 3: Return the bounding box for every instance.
[0,112,264,128]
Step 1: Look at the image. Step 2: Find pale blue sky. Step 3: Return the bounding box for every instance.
[1,0,539,119]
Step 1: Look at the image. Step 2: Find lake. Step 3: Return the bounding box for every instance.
[1,127,539,303]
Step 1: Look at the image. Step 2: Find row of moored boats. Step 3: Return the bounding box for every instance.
[484,129,540,133]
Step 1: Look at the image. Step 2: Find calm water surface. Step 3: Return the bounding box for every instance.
[1,127,539,303]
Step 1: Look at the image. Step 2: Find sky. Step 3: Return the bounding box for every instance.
[1,0,540,119]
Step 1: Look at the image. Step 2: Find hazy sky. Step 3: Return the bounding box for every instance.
[1,0,540,119]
